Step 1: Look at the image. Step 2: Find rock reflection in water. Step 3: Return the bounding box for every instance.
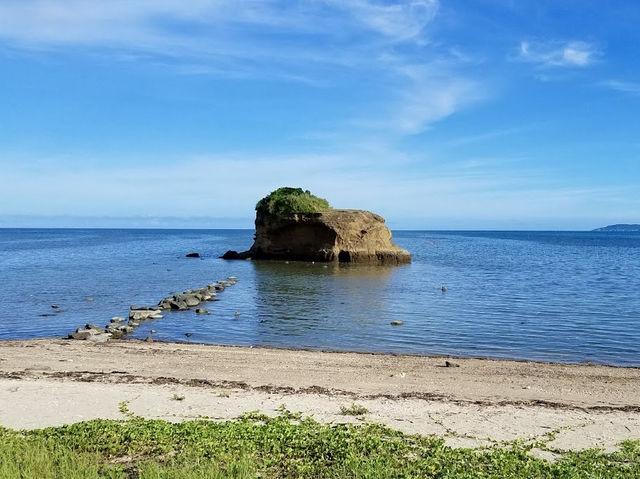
[251,261,398,346]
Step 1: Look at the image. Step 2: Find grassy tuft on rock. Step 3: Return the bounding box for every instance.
[255,187,331,216]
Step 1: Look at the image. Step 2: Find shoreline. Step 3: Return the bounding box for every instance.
[1,338,639,450]
[11,335,640,369]
[155,340,640,369]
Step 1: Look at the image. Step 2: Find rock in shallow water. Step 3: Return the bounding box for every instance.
[222,209,411,264]
[86,333,111,343]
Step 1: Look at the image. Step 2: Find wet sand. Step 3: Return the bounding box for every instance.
[1,339,639,451]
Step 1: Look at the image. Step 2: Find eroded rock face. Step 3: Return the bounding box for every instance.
[224,209,411,264]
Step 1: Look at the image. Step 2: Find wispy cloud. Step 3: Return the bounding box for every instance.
[0,1,437,56]
[599,80,640,96]
[0,0,485,136]
[330,0,438,42]
[3,151,636,229]
[516,40,600,68]
[337,56,484,136]
[392,75,481,134]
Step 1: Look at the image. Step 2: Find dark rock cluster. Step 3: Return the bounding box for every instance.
[67,276,238,342]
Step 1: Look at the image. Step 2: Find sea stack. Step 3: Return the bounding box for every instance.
[222,187,411,264]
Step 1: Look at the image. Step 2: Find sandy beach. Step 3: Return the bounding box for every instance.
[1,338,639,453]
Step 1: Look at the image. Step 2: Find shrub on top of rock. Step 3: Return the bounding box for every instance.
[255,187,331,217]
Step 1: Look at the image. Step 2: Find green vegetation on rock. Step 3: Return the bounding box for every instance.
[1,412,639,478]
[255,187,331,216]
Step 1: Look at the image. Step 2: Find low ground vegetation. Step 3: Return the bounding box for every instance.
[0,411,638,478]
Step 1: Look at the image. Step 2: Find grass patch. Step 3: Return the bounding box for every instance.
[0,413,638,478]
[340,403,370,416]
[255,187,331,216]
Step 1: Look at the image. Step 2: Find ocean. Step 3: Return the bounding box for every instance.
[1,229,639,366]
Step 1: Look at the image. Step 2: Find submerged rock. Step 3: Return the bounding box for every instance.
[185,252,200,258]
[70,278,238,344]
[129,309,162,321]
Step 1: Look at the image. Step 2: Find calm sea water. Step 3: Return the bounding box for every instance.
[1,229,639,366]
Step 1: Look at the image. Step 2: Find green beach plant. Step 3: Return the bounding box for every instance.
[339,403,370,416]
[1,416,639,478]
[255,187,331,216]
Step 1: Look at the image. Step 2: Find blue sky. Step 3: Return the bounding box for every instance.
[1,0,638,229]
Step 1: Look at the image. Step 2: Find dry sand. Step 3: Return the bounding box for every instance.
[1,339,639,451]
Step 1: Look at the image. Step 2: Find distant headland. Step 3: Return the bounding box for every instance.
[592,224,640,232]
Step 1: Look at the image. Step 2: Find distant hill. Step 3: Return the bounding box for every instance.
[592,224,640,232]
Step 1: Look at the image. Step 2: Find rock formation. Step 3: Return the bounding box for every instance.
[223,208,411,264]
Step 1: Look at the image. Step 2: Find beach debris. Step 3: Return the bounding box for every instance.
[66,277,238,342]
[445,360,460,368]
[390,320,404,326]
[185,252,200,258]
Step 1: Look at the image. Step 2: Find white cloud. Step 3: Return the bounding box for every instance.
[331,0,438,41]
[2,151,637,230]
[394,76,481,134]
[350,58,484,135]
[0,1,436,53]
[600,80,640,96]
[517,40,599,68]
[0,0,480,136]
